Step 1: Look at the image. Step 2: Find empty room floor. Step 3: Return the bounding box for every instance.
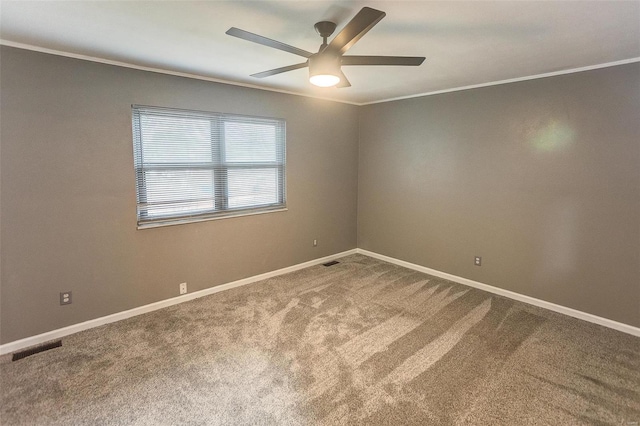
[1,254,639,425]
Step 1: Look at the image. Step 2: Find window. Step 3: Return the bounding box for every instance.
[132,105,286,228]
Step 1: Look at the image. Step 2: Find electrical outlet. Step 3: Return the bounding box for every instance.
[179,282,187,295]
[313,239,318,247]
[474,256,482,266]
[60,291,72,305]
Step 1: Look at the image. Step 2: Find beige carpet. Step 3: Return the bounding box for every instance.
[1,254,639,425]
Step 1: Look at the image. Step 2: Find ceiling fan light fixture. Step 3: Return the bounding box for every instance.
[308,54,341,87]
[310,74,341,87]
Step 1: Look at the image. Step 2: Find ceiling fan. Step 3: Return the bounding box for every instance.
[226,7,425,88]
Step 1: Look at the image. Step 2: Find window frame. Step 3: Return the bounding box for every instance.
[132,105,287,229]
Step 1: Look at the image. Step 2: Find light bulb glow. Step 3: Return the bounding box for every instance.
[309,74,341,87]
[308,53,341,88]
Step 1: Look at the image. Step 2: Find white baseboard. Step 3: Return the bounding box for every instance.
[356,248,640,337]
[2,247,637,355]
[0,249,357,355]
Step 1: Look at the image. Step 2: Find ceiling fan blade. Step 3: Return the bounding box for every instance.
[251,63,308,78]
[326,7,386,56]
[337,70,351,88]
[226,27,313,58]
[342,56,425,66]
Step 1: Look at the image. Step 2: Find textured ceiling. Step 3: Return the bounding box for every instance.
[1,1,639,105]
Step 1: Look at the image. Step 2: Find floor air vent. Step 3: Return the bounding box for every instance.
[323,260,340,267]
[12,340,62,361]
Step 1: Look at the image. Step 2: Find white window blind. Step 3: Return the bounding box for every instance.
[132,105,286,228]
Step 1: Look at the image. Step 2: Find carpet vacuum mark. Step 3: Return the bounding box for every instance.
[1,254,639,425]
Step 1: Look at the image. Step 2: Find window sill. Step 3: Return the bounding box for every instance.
[137,207,288,230]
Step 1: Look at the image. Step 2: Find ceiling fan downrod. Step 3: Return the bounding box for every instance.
[314,21,337,51]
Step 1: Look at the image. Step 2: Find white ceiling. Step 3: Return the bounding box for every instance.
[1,1,639,105]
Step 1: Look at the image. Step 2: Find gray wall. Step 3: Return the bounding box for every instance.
[2,47,639,344]
[0,46,359,343]
[358,63,640,327]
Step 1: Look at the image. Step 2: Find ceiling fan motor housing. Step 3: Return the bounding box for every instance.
[308,53,341,81]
